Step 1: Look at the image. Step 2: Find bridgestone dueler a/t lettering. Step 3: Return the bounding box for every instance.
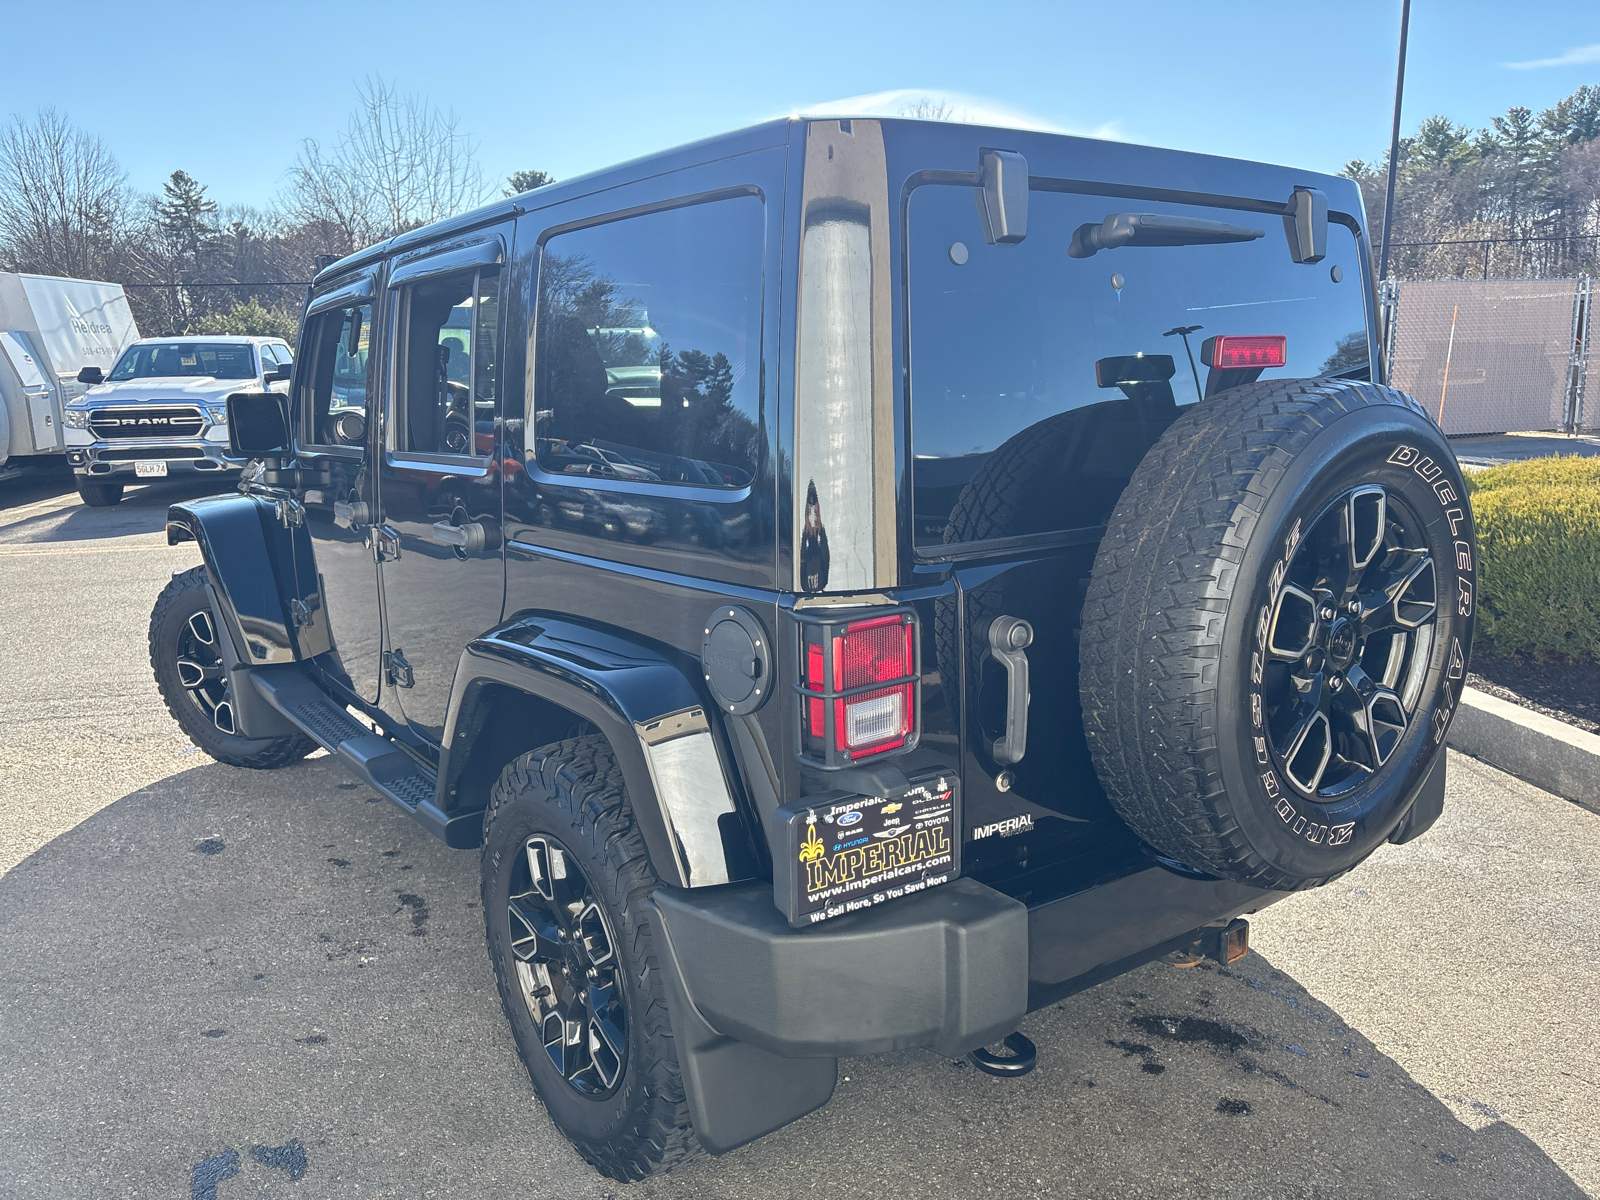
[1079,379,1476,891]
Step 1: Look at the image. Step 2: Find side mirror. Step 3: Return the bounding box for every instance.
[1283,186,1328,264]
[975,148,1028,246]
[264,363,292,384]
[227,391,291,458]
[77,366,104,385]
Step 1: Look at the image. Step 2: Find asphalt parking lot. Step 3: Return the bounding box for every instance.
[2,471,1597,1200]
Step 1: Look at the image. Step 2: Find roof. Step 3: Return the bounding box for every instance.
[129,335,286,345]
[310,116,1366,288]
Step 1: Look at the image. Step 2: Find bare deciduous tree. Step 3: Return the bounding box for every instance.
[287,77,489,253]
[0,108,130,278]
[899,96,962,122]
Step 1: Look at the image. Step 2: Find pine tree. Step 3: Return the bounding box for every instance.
[505,168,555,196]
[157,169,219,265]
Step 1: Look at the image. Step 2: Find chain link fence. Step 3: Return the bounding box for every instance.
[1381,276,1593,436]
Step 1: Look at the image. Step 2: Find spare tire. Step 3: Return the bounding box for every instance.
[1080,378,1475,890]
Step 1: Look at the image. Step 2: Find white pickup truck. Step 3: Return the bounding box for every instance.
[0,273,140,485]
[64,335,294,506]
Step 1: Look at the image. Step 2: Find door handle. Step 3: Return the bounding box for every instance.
[334,500,370,529]
[431,521,486,552]
[986,615,1033,765]
[373,524,401,562]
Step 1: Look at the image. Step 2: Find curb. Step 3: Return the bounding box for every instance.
[1447,687,1600,815]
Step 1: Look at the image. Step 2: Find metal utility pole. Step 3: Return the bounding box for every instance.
[1378,0,1412,283]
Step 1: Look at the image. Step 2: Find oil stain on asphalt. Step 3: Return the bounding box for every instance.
[251,1138,308,1181]
[395,892,429,935]
[193,838,225,856]
[188,1148,238,1200]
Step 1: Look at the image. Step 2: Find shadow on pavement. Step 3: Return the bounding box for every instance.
[0,474,233,543]
[0,759,1587,1200]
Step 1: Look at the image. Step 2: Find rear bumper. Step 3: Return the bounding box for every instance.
[651,866,1282,1155]
[655,876,1029,1061]
[655,865,1283,1061]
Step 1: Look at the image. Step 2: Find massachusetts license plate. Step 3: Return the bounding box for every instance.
[134,461,168,478]
[773,773,960,927]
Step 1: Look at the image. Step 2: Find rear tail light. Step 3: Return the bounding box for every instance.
[798,610,919,766]
[1201,334,1287,369]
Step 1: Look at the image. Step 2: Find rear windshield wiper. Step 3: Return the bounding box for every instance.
[1069,213,1265,259]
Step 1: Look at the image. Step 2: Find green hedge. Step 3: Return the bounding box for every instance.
[1467,456,1600,660]
[1466,454,1600,495]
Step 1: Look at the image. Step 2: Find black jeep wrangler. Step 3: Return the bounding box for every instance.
[151,117,1474,1180]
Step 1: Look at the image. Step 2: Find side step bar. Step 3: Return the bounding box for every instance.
[248,664,484,849]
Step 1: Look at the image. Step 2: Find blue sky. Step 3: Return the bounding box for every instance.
[3,0,1596,210]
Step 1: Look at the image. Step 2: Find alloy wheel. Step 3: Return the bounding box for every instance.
[1260,485,1438,800]
[507,835,628,1098]
[175,608,236,734]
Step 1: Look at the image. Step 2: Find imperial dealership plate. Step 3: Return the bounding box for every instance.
[772,773,960,927]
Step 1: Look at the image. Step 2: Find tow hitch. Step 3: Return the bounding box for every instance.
[967,1031,1037,1077]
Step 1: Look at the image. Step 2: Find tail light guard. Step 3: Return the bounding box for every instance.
[790,603,922,769]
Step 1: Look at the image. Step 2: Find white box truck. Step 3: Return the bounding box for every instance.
[0,273,140,481]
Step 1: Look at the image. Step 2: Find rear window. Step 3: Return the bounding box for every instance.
[907,186,1370,552]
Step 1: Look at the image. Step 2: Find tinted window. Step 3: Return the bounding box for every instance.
[533,196,763,488]
[108,341,257,381]
[301,303,371,447]
[394,268,499,457]
[908,186,1369,549]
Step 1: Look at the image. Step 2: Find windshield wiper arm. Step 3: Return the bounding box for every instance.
[1069,213,1265,259]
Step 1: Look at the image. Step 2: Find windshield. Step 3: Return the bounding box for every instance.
[108,342,258,381]
[907,185,1370,550]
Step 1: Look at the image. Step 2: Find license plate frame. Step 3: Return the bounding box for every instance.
[773,771,960,927]
[134,461,168,478]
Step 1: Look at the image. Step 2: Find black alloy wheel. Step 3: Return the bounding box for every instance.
[1261,484,1438,800]
[481,737,702,1179]
[174,605,237,734]
[505,833,628,1098]
[148,566,316,770]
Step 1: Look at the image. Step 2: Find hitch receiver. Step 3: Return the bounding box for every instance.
[1201,918,1250,966]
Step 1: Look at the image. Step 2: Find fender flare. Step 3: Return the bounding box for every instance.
[441,615,762,891]
[166,493,332,665]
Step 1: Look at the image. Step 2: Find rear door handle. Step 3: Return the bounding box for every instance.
[431,521,486,552]
[986,616,1033,765]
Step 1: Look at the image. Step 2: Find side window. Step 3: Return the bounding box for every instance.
[533,195,763,488]
[275,342,293,365]
[301,303,372,448]
[394,268,498,458]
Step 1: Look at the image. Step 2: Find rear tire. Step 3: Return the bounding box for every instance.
[149,567,317,769]
[482,736,702,1181]
[76,479,123,507]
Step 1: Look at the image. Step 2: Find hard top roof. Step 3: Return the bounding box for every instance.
[312,116,1363,287]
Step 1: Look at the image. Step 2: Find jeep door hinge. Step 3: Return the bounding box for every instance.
[289,597,316,630]
[373,524,401,563]
[274,497,304,529]
[383,649,414,689]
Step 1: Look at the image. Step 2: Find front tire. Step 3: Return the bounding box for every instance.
[149,567,317,769]
[482,736,701,1181]
[76,479,123,507]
